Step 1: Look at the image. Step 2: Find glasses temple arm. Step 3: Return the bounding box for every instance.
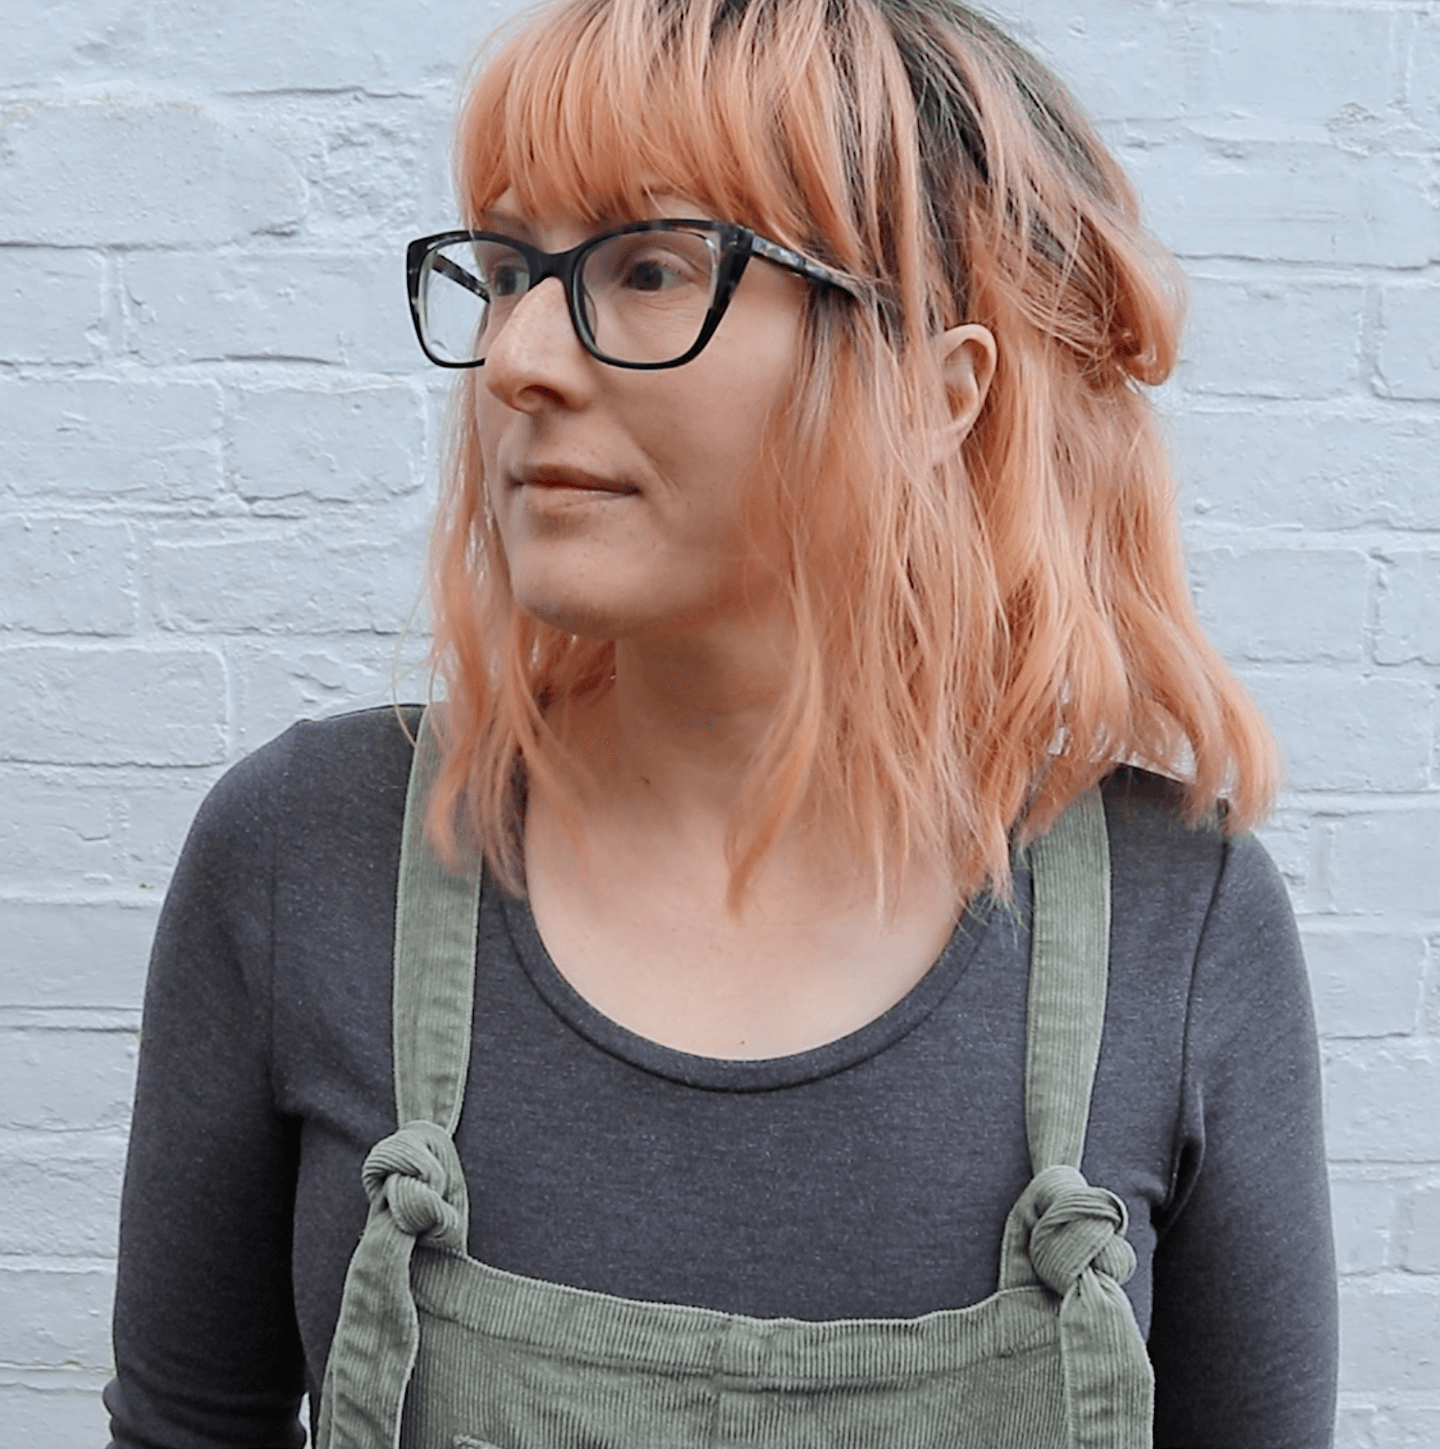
[428,252,487,298]
[747,235,862,300]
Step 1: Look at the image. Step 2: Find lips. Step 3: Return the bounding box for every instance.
[512,465,638,496]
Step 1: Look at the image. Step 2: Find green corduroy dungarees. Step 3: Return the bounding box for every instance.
[316,711,1154,1449]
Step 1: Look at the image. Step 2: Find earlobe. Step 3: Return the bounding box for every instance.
[937,323,997,442]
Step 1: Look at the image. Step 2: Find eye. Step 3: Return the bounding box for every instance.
[621,249,694,292]
[473,241,530,302]
[589,232,715,298]
[485,261,527,299]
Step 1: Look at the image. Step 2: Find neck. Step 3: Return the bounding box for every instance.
[547,616,794,827]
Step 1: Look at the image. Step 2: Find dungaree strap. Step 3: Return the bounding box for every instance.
[392,709,480,1132]
[1001,785,1154,1449]
[1025,785,1110,1175]
[317,707,481,1449]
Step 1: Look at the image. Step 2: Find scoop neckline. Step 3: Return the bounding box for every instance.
[493,880,1010,1092]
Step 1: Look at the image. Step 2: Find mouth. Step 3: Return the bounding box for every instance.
[511,466,639,497]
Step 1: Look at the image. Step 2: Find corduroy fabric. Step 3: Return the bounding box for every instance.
[317,709,1153,1449]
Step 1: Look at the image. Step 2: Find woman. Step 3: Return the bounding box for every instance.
[106,0,1338,1445]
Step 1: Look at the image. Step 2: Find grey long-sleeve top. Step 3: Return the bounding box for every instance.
[105,706,1338,1448]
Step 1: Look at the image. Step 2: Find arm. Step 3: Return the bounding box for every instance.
[1148,833,1338,1449]
[105,741,307,1449]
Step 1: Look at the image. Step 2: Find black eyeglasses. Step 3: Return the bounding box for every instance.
[405,219,861,371]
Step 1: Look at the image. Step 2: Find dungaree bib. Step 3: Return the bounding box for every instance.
[316,712,1154,1449]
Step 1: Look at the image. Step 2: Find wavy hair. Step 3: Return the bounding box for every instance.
[426,0,1278,906]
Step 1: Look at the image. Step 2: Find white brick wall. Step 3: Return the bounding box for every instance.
[1,1,1435,1444]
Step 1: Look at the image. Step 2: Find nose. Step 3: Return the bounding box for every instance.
[481,275,591,411]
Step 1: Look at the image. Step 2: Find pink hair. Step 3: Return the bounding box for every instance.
[425,0,1278,906]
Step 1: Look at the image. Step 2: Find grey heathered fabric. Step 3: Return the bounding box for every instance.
[105,706,1337,1449]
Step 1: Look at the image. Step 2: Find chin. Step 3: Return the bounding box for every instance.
[512,586,636,641]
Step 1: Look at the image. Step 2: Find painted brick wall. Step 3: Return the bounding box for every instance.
[1,1,1436,1443]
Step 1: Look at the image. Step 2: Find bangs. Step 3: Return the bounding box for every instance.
[455,0,887,273]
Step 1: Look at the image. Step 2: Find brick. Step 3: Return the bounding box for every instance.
[1401,1181,1440,1272]
[0,519,136,635]
[1376,552,1440,665]
[0,98,302,246]
[0,1369,114,1445]
[152,524,428,634]
[1303,929,1425,1039]
[4,1027,137,1132]
[103,774,217,890]
[0,1137,126,1257]
[0,247,107,365]
[1236,671,1431,793]
[145,0,491,93]
[283,98,436,240]
[1172,405,1440,531]
[1180,274,1364,400]
[0,645,226,766]
[1412,11,1440,136]
[122,249,416,371]
[1195,5,1394,128]
[1429,937,1440,1038]
[0,901,157,1009]
[0,378,222,502]
[1252,808,1311,901]
[1377,283,1440,402]
[1332,1404,1377,1449]
[0,772,116,888]
[0,1262,115,1367]
[230,384,425,502]
[1339,1278,1440,1392]
[1332,1402,1440,1449]
[1326,1043,1440,1163]
[1122,135,1437,267]
[0,766,212,892]
[1189,546,1368,663]
[1365,1407,1440,1449]
[228,637,427,752]
[1329,1176,1396,1275]
[1,0,153,85]
[1015,0,1191,125]
[1327,810,1440,918]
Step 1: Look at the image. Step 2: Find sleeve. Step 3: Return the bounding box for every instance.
[104,737,308,1449]
[1148,833,1338,1449]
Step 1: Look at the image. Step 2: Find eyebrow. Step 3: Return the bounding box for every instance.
[475,195,695,240]
[476,209,535,238]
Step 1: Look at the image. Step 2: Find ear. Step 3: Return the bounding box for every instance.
[936,323,996,443]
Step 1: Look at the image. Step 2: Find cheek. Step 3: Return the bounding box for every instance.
[661,329,801,514]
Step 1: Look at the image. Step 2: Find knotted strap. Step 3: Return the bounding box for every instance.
[317,1122,470,1449]
[1027,1166,1136,1295]
[316,709,482,1449]
[363,1120,470,1253]
[1001,1164,1151,1449]
[1000,788,1154,1448]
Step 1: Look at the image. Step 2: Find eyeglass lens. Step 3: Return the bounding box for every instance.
[418,228,725,367]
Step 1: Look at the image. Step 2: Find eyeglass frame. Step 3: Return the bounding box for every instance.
[405,218,863,371]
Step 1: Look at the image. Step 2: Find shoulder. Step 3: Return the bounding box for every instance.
[1096,765,1298,991]
[184,705,422,868]
[1096,768,1308,1073]
[1098,764,1285,907]
[203,703,420,811]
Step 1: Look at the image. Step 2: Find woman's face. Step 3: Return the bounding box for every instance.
[476,192,807,644]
